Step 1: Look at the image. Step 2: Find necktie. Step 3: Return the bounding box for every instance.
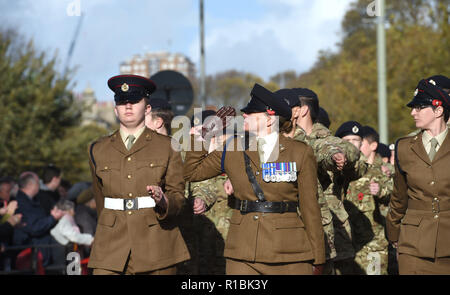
[428,138,438,161]
[257,138,266,163]
[127,135,136,150]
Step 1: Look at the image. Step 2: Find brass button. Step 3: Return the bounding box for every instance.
[430,181,435,186]
[434,214,439,219]
[128,193,133,197]
[128,157,132,161]
[128,211,132,215]
[434,197,438,201]
[127,175,132,179]
[253,215,259,221]
[104,166,108,170]
[150,163,154,167]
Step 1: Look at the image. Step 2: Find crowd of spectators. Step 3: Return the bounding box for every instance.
[0,165,97,274]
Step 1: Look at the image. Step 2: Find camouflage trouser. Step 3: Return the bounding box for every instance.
[318,193,337,260]
[354,247,389,275]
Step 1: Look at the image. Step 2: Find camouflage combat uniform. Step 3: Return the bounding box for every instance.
[319,136,368,274]
[293,123,367,273]
[344,154,391,275]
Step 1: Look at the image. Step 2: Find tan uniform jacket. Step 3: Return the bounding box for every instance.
[87,128,190,272]
[387,131,450,259]
[184,134,326,265]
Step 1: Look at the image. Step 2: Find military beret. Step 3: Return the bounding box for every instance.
[335,121,363,138]
[274,89,300,108]
[426,75,450,90]
[191,110,217,127]
[108,74,156,104]
[292,88,318,100]
[149,97,172,111]
[407,79,450,110]
[376,143,391,158]
[317,107,330,128]
[241,84,292,120]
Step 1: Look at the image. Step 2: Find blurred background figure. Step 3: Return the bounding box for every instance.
[36,165,62,215]
[13,171,64,268]
[50,199,94,267]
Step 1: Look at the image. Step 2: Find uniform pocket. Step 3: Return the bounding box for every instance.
[98,212,117,227]
[272,217,312,254]
[96,162,120,196]
[145,214,158,226]
[136,159,168,186]
[224,212,244,250]
[398,215,422,252]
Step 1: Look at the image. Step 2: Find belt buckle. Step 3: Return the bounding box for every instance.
[125,198,137,210]
[432,198,440,214]
[240,200,248,213]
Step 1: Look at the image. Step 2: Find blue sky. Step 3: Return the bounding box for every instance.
[1,0,353,102]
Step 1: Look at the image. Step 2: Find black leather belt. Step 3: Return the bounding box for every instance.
[233,199,298,214]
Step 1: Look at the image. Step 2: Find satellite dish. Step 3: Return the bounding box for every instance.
[150,70,194,116]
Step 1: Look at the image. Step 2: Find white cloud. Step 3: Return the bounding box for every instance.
[190,0,352,80]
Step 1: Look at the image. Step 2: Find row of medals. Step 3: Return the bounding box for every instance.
[261,162,297,183]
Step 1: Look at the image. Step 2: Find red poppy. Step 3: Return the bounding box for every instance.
[267,109,276,116]
[358,193,364,201]
[432,99,442,107]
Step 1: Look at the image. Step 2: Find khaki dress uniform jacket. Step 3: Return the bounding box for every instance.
[184,134,326,267]
[87,128,190,273]
[387,131,450,274]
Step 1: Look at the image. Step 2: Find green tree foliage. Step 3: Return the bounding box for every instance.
[0,29,108,182]
[290,0,449,143]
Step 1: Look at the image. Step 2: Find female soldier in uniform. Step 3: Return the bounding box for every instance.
[387,78,450,274]
[184,83,325,275]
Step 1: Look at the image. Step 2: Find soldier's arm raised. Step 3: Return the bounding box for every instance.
[184,135,223,182]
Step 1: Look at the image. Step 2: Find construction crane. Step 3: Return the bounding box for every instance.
[63,12,84,77]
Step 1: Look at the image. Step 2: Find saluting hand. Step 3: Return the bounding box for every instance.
[332,152,346,171]
[193,198,206,215]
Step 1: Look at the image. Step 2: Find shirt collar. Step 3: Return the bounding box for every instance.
[422,127,448,147]
[119,126,146,144]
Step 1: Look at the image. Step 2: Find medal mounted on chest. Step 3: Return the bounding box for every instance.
[261,162,297,183]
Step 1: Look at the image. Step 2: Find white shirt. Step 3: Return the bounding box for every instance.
[51,214,94,246]
[257,131,279,163]
[422,127,448,154]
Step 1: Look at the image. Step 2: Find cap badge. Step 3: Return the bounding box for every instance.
[389,144,395,151]
[194,117,200,125]
[429,80,436,86]
[121,83,129,92]
[414,88,418,96]
[352,126,359,134]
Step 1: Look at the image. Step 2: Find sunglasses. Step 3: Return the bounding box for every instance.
[411,105,431,112]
